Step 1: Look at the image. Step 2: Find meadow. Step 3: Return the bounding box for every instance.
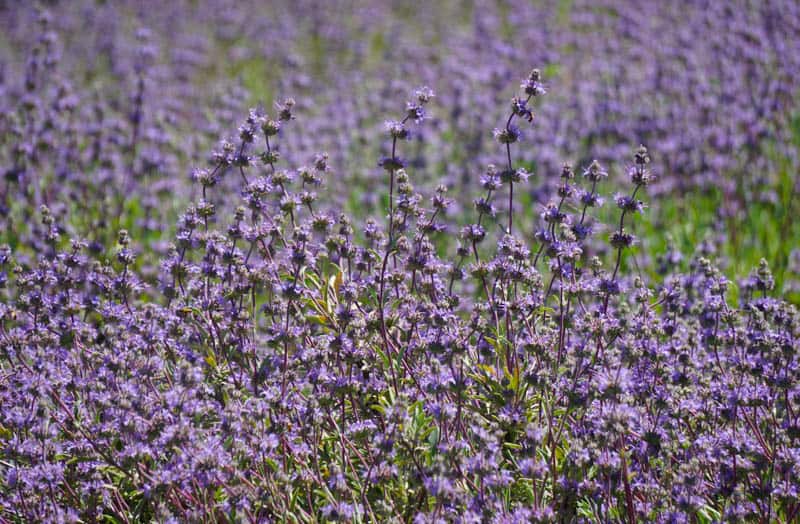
[1,1,799,522]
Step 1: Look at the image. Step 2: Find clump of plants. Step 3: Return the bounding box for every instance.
[1,63,799,523]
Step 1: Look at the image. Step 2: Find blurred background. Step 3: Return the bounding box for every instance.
[1,0,798,301]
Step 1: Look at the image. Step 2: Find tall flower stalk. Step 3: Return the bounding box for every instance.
[377,87,433,392]
[493,68,545,235]
[602,145,651,315]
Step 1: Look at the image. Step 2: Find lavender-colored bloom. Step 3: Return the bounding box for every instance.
[0,2,799,521]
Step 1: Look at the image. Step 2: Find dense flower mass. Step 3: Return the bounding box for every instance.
[1,2,800,522]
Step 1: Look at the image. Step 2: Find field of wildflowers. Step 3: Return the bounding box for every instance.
[1,1,799,522]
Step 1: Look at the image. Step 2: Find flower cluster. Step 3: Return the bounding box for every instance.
[1,49,799,523]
